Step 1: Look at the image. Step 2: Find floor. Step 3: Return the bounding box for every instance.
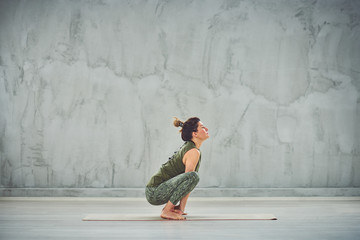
[0,197,359,240]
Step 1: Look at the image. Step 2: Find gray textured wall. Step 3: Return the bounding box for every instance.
[0,0,359,192]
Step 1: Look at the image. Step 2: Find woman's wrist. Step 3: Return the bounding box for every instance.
[175,205,184,212]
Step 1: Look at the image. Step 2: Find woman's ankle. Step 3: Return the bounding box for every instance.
[163,201,175,211]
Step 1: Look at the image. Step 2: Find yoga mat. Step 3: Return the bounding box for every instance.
[82,213,277,221]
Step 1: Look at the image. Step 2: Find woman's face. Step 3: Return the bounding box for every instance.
[194,121,209,140]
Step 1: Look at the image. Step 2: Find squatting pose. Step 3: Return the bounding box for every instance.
[145,117,209,220]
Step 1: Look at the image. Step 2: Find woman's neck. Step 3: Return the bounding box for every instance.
[191,138,203,149]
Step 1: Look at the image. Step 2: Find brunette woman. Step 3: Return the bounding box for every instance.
[145,117,209,220]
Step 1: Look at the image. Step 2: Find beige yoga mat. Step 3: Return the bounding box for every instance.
[82,213,277,221]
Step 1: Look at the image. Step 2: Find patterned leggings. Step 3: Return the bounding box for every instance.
[145,171,199,205]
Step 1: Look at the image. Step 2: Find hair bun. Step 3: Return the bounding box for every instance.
[173,117,184,128]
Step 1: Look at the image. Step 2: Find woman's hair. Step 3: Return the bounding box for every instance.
[173,117,200,141]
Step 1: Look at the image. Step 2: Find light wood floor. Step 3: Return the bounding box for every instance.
[0,197,359,239]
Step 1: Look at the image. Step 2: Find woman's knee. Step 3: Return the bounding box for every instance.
[187,171,200,184]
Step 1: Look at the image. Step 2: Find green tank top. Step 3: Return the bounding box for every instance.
[146,141,201,187]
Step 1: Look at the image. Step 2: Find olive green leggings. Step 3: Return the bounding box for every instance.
[145,171,199,206]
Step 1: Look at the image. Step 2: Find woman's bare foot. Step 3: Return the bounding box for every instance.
[161,208,185,220]
[161,201,186,220]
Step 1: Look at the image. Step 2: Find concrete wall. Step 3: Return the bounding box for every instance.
[0,0,359,196]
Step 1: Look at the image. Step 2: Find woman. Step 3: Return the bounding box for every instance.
[145,117,209,220]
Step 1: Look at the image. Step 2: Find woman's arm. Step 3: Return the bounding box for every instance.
[183,148,200,172]
[176,149,200,214]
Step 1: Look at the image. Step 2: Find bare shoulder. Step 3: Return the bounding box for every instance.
[185,148,200,157]
[183,148,200,165]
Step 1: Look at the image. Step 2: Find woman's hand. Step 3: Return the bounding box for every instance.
[174,205,187,215]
